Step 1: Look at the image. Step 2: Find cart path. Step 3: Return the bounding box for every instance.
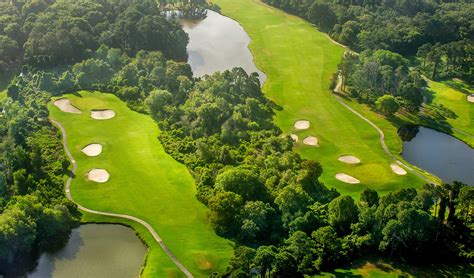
[333,78,435,184]
[50,118,193,278]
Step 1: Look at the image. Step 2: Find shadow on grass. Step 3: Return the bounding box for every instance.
[326,257,474,278]
[443,78,474,95]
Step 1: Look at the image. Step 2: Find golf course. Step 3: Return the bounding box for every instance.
[49,91,233,277]
[212,0,427,197]
[424,79,473,146]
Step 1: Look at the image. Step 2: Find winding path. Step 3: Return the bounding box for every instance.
[50,118,194,278]
[333,78,434,184]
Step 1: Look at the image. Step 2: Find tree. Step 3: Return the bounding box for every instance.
[307,2,337,31]
[207,191,243,236]
[254,245,277,277]
[328,196,359,236]
[312,226,344,271]
[239,201,275,242]
[375,95,399,116]
[380,208,437,260]
[215,168,267,202]
[228,246,256,276]
[360,188,379,207]
[0,35,19,70]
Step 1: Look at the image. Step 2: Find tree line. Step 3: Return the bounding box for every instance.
[264,0,473,118]
[0,0,472,276]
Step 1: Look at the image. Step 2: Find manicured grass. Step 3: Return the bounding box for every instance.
[319,258,474,277]
[49,91,233,277]
[426,79,473,146]
[212,0,426,198]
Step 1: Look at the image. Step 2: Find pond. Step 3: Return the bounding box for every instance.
[181,10,267,85]
[28,224,146,278]
[402,126,474,185]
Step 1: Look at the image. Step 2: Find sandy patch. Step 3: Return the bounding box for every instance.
[303,136,319,146]
[468,94,474,103]
[335,173,360,184]
[294,120,310,130]
[91,110,116,120]
[338,155,361,164]
[290,134,298,142]
[390,163,407,175]
[87,169,110,183]
[82,144,103,157]
[54,99,82,114]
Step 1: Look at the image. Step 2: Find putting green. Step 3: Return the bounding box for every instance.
[49,91,233,277]
[212,0,425,197]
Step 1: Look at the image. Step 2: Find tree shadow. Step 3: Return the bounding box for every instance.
[443,78,474,95]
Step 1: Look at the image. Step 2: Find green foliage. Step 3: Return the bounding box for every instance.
[375,95,400,116]
[328,195,359,236]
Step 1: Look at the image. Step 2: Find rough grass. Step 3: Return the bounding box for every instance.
[49,91,233,277]
[212,0,425,198]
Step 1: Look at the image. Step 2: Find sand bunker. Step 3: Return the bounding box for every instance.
[338,155,361,164]
[290,134,299,142]
[87,169,110,183]
[468,94,474,103]
[390,163,407,175]
[91,110,116,120]
[54,99,81,114]
[294,120,310,130]
[81,144,103,157]
[335,173,360,184]
[303,136,319,146]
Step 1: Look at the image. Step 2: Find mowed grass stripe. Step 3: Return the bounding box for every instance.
[213,0,425,197]
[49,91,233,277]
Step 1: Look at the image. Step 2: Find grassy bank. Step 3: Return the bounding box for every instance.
[49,91,233,277]
[212,0,426,198]
[408,79,473,147]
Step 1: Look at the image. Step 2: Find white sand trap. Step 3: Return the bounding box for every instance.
[303,136,319,146]
[390,163,407,175]
[294,120,310,130]
[338,155,361,164]
[91,110,116,120]
[54,99,82,114]
[87,169,110,183]
[468,94,474,103]
[290,134,299,142]
[82,144,103,157]
[335,173,360,184]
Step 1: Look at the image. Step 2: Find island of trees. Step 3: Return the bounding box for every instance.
[0,0,472,277]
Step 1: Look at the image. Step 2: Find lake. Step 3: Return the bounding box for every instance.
[28,224,146,278]
[402,127,474,185]
[181,10,267,85]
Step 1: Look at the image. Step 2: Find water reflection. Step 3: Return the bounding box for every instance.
[401,126,474,185]
[28,224,146,278]
[181,10,267,85]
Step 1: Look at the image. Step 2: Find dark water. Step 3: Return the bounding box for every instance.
[402,127,474,185]
[28,224,146,278]
[181,10,267,85]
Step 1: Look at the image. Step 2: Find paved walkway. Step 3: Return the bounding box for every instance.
[333,78,434,184]
[50,118,194,278]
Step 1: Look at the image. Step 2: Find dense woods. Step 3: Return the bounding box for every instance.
[0,0,473,276]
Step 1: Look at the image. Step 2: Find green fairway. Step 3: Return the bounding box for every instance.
[426,79,473,146]
[49,91,233,277]
[212,0,425,197]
